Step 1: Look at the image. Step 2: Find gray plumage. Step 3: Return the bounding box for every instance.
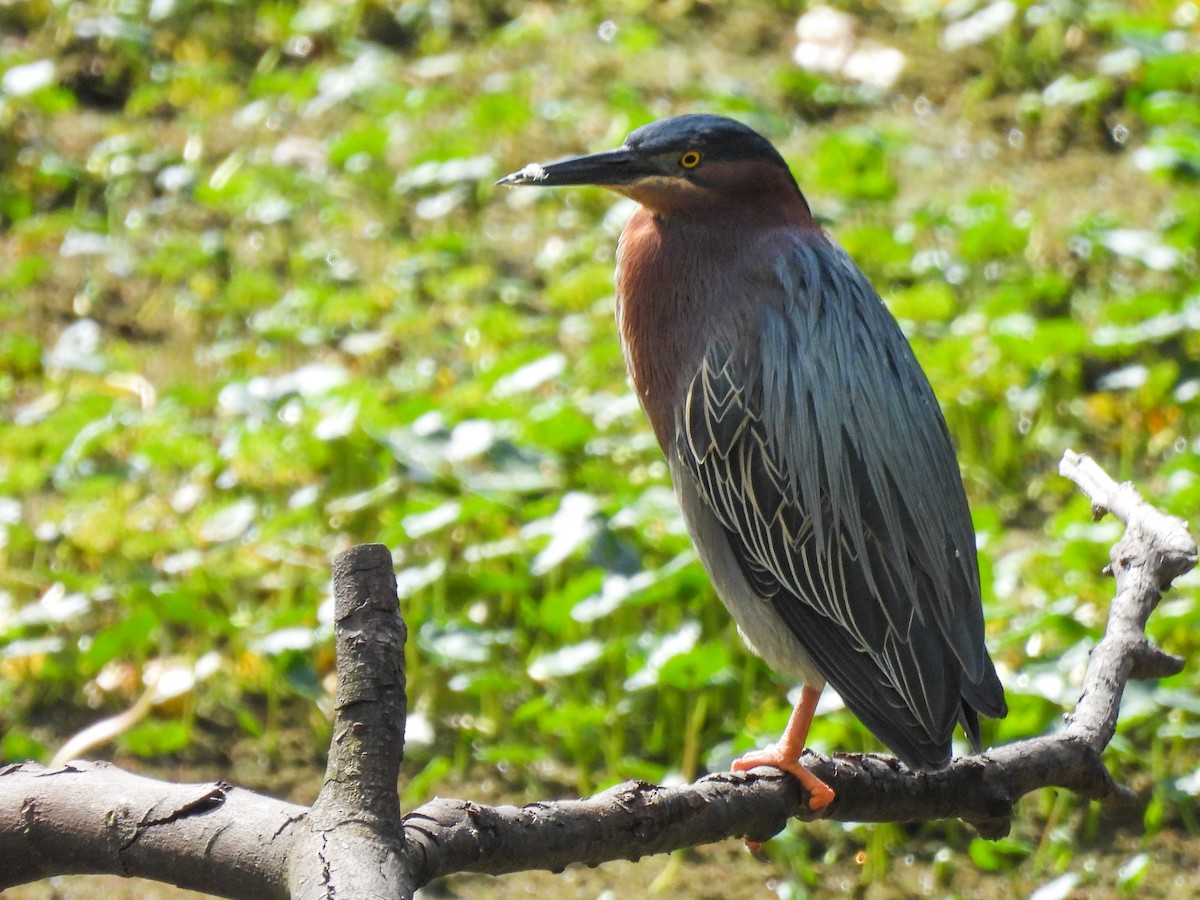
[670,230,1006,769]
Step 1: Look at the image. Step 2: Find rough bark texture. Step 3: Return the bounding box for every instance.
[0,452,1194,898]
[0,761,303,899]
[288,542,413,899]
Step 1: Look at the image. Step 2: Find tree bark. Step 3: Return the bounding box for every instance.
[0,761,302,899]
[0,452,1193,898]
[287,542,412,899]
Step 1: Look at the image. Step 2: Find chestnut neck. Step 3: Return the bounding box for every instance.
[614,172,818,452]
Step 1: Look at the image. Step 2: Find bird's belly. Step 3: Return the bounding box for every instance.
[670,459,826,687]
[730,593,823,685]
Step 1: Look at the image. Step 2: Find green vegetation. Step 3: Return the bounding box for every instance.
[2,0,1198,896]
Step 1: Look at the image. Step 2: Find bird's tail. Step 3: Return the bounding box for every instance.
[958,662,1007,752]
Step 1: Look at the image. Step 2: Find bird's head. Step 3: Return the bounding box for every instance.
[498,114,810,222]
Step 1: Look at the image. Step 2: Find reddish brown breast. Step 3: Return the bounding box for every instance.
[614,175,815,454]
[615,207,707,452]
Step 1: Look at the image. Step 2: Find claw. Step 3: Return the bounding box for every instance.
[732,748,835,811]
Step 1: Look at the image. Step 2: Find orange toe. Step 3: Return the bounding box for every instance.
[732,746,835,811]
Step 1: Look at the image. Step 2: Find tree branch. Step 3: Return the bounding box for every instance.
[397,449,1196,877]
[287,542,413,899]
[1058,449,1192,750]
[0,761,303,898]
[0,452,1193,897]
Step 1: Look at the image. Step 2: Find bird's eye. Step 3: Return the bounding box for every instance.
[679,150,702,169]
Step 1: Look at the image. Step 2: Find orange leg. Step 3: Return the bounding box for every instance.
[732,684,834,812]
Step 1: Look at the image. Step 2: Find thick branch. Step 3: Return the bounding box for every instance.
[397,735,1120,881]
[288,542,412,899]
[1,544,415,900]
[0,761,303,898]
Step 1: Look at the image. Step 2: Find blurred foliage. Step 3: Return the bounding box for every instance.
[1,0,1199,895]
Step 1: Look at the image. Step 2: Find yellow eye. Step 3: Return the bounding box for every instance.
[679,150,702,169]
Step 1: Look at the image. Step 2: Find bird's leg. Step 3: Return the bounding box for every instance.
[731,684,834,811]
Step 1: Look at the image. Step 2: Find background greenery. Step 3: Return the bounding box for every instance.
[2,0,1198,896]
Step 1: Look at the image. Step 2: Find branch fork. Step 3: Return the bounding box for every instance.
[0,451,1193,898]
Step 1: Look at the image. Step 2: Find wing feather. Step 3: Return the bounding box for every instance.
[676,230,1006,763]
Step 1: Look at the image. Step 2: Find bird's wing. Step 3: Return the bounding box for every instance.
[676,231,1002,756]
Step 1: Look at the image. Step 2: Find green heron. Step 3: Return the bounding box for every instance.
[498,114,1006,810]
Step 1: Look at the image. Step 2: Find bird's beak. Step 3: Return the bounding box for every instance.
[496,146,651,188]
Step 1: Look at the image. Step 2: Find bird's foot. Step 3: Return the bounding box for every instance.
[732,746,834,853]
[731,745,835,811]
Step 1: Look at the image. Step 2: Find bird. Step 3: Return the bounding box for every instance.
[497,114,1007,811]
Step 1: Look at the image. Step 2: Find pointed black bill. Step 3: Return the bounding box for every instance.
[496,146,653,188]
